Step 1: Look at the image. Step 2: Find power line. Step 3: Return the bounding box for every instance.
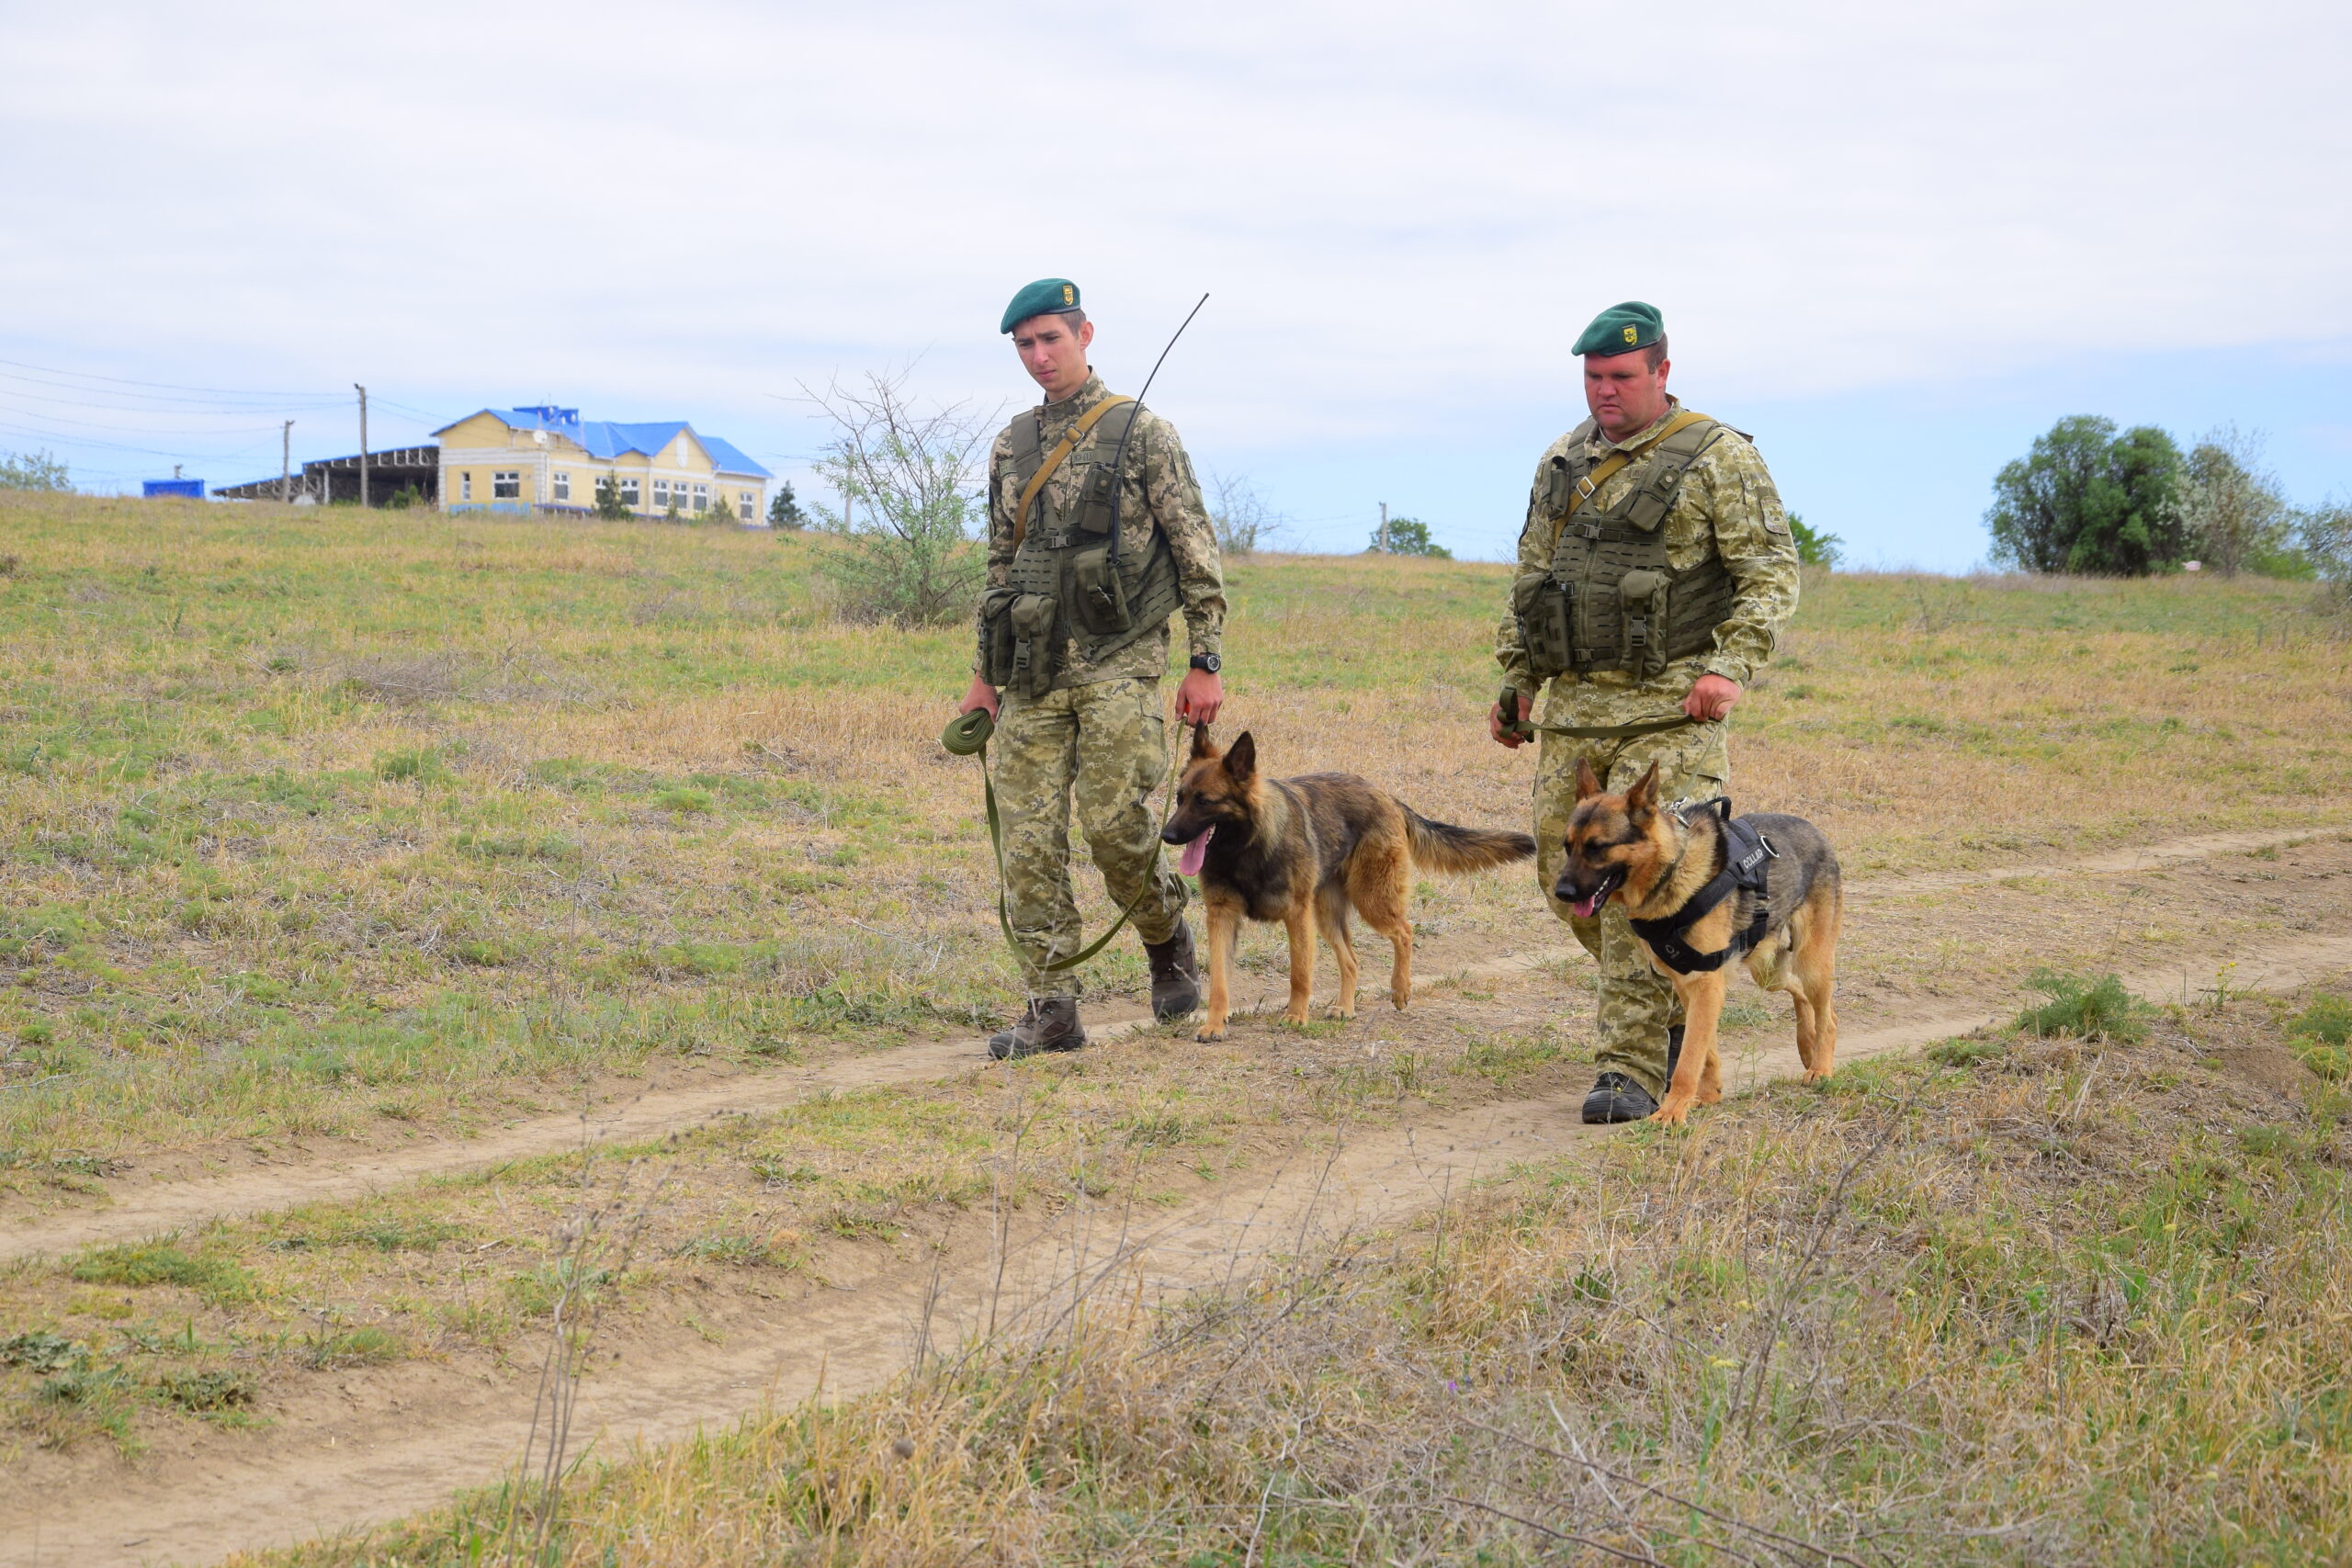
[0,355,344,401]
[0,373,349,416]
[0,396,290,439]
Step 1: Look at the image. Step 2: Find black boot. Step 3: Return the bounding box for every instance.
[989,998,1087,1061]
[1580,1025,1685,1125]
[1143,924,1202,1022]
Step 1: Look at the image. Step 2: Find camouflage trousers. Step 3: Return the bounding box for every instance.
[993,676,1188,998]
[1532,716,1732,1098]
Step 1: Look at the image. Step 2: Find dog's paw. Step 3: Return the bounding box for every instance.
[1649,1095,1696,1127]
[1324,1003,1356,1021]
[1803,1067,1833,1084]
[1697,1084,1723,1105]
[1283,1007,1312,1026]
[1194,1021,1227,1043]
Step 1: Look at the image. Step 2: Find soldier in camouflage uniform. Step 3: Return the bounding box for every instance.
[1492,301,1801,1122]
[958,278,1227,1059]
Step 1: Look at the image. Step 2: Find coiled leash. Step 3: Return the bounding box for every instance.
[1497,683,1706,741]
[942,708,1183,974]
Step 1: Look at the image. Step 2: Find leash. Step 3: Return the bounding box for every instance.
[1498,683,1706,741]
[942,707,1183,975]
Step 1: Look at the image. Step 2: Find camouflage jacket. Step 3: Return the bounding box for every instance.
[978,372,1226,689]
[1496,396,1800,724]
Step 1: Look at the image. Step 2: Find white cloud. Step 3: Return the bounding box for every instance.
[3,0,2346,491]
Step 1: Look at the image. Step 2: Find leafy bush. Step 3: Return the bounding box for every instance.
[1986,416,2187,576]
[159,1369,257,1411]
[2289,994,2352,1047]
[0,449,72,491]
[2178,426,2292,579]
[1367,516,1451,558]
[2015,968,2147,1042]
[1787,513,1842,568]
[766,481,807,530]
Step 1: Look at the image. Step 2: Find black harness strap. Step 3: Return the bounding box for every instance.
[1629,799,1776,975]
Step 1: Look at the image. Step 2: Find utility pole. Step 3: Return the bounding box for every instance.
[281,421,294,504]
[1378,501,1389,553]
[354,384,369,507]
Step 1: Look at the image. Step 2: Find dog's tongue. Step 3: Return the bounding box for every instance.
[1177,828,1213,877]
[1571,893,1601,919]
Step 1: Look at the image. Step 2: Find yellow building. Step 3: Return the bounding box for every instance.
[434,405,771,522]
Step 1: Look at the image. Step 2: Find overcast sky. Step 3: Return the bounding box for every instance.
[5,0,2346,567]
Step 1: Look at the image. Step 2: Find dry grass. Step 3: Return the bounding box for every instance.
[238,986,2352,1565]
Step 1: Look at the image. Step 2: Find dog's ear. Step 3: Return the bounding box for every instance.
[1623,761,1662,822]
[1574,757,1603,801]
[1223,730,1257,781]
[1189,722,1219,762]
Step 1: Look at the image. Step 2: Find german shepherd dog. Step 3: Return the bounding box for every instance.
[1161,727,1535,1042]
[1555,760,1843,1125]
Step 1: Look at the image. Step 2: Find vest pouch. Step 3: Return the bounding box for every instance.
[1615,569,1668,677]
[978,586,1021,688]
[1069,542,1133,637]
[1512,572,1574,682]
[1007,592,1061,698]
[1072,463,1121,536]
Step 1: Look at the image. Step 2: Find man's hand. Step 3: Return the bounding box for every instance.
[1491,690,1531,748]
[1176,669,1223,726]
[959,672,1001,721]
[1683,673,1741,722]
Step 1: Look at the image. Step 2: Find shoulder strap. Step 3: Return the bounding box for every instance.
[1565,409,1712,520]
[1012,396,1135,547]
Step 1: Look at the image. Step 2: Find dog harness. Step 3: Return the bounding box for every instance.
[1629,798,1777,975]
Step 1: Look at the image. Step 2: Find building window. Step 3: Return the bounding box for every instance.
[493,470,521,500]
[552,472,571,502]
[692,483,709,512]
[460,471,473,502]
[651,479,672,511]
[618,477,640,507]
[738,491,754,522]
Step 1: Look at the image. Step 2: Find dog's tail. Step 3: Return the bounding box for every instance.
[1403,808,1536,874]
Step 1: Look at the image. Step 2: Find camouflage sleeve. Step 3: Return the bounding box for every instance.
[1692,436,1801,686]
[1138,412,1226,663]
[975,424,1019,676]
[1495,457,1557,700]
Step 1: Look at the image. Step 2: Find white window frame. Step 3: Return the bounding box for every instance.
[692,483,709,512]
[460,471,472,502]
[738,491,754,522]
[492,469,522,501]
[651,479,672,510]
[552,471,571,502]
[618,477,640,507]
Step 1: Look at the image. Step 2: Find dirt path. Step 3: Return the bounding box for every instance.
[6,825,2335,1270]
[8,929,2349,1568]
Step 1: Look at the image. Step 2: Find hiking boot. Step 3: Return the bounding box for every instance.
[1581,1072,1659,1123]
[988,998,1086,1061]
[1580,1026,1683,1124]
[1143,923,1202,1022]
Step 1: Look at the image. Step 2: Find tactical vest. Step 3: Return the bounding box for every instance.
[1512,412,1740,682]
[978,400,1184,698]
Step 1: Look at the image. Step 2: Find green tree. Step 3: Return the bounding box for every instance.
[1786,513,1842,569]
[1985,415,2187,576]
[593,473,632,521]
[2179,425,2293,578]
[767,482,807,530]
[2300,497,2352,617]
[1367,516,1451,558]
[0,449,71,492]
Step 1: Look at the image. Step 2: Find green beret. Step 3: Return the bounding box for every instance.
[1573,300,1665,357]
[1001,277,1082,334]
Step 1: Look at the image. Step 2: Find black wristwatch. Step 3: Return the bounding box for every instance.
[1189,652,1221,674]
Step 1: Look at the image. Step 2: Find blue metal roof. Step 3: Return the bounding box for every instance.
[436,408,771,479]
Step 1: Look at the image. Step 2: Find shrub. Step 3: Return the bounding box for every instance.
[1787,513,1842,568]
[2015,968,2147,1042]
[805,370,992,626]
[1986,416,2187,576]
[0,449,72,492]
[1367,516,1451,558]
